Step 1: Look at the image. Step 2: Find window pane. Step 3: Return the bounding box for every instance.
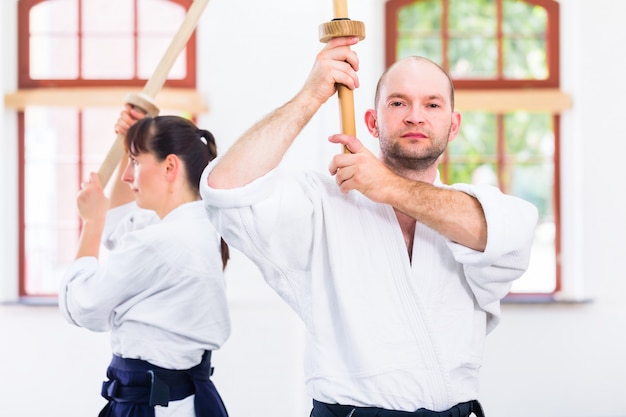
[398,0,442,31]
[30,36,79,79]
[82,0,134,79]
[449,38,498,78]
[82,0,133,35]
[138,0,186,33]
[504,112,556,293]
[397,0,442,61]
[138,37,187,80]
[24,108,79,295]
[449,0,496,35]
[448,0,497,78]
[503,0,548,80]
[505,112,554,218]
[397,37,442,62]
[512,210,556,293]
[450,112,498,157]
[137,0,188,79]
[30,0,78,33]
[448,112,498,184]
[83,37,135,79]
[503,38,548,79]
[82,109,124,177]
[503,0,547,36]
[29,1,78,79]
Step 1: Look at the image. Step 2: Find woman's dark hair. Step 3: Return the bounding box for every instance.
[125,115,229,269]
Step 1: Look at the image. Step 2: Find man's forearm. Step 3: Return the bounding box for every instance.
[208,91,323,189]
[389,179,488,251]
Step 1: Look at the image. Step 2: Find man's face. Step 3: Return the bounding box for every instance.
[367,58,460,173]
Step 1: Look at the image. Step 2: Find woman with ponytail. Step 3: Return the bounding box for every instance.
[59,105,231,417]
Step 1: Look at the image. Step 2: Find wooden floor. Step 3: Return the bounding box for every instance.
[0,251,310,417]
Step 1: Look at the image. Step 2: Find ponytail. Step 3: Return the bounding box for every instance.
[198,129,217,161]
[198,128,229,270]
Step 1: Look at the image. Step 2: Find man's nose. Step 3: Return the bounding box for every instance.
[404,106,425,125]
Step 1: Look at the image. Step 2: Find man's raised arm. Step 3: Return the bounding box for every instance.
[207,36,361,190]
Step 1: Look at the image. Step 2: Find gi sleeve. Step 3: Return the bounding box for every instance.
[199,160,316,304]
[59,232,162,332]
[446,183,539,331]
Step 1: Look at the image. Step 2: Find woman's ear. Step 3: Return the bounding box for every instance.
[164,154,179,181]
[364,109,379,138]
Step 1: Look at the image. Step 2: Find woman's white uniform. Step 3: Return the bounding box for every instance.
[59,200,230,416]
[200,161,537,413]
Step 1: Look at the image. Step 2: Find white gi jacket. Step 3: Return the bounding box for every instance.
[200,161,537,412]
[59,201,230,370]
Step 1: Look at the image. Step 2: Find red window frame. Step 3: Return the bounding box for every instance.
[17,0,197,297]
[385,0,560,88]
[384,0,562,296]
[18,0,196,88]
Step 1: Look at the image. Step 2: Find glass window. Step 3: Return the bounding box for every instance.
[502,0,549,79]
[28,0,78,80]
[23,107,112,295]
[20,0,193,87]
[387,0,561,295]
[18,0,196,297]
[389,0,559,87]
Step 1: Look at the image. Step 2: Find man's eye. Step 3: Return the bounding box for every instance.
[390,101,403,107]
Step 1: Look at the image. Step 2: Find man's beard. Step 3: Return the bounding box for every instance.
[379,128,450,172]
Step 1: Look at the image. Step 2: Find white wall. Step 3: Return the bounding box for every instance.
[480,1,626,416]
[0,0,19,303]
[196,0,385,171]
[2,0,626,416]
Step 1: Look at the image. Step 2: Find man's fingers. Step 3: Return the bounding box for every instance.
[328,134,362,153]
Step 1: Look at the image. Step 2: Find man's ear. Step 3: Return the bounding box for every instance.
[364,109,379,138]
[447,111,462,143]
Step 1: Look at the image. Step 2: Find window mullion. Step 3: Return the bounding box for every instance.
[78,0,83,79]
[496,0,504,80]
[442,0,449,71]
[496,114,506,192]
[133,0,139,80]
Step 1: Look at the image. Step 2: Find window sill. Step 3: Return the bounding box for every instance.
[3,87,208,113]
[456,88,572,113]
[503,292,592,304]
[15,296,58,306]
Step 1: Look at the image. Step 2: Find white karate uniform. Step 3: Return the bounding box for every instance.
[200,160,537,413]
[59,201,231,370]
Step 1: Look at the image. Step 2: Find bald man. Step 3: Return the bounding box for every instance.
[200,37,537,417]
